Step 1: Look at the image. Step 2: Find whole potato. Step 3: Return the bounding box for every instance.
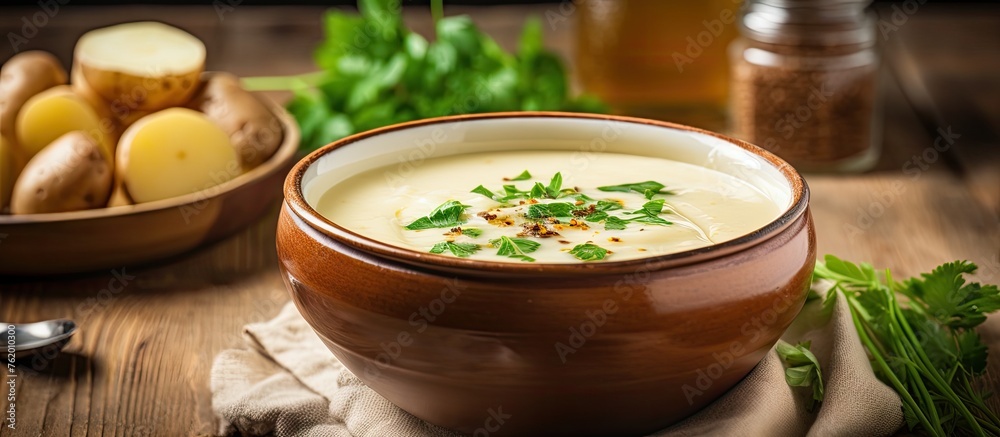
[0,134,26,211]
[11,131,112,214]
[190,73,283,169]
[0,51,68,141]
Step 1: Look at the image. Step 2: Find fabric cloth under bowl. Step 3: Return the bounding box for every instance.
[211,287,903,437]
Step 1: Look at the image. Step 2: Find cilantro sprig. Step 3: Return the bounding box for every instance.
[809,255,1000,437]
[506,170,531,181]
[244,0,606,152]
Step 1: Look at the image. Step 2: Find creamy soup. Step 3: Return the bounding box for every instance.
[316,151,783,263]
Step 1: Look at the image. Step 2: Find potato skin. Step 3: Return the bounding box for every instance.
[190,73,283,169]
[11,131,112,214]
[78,64,201,113]
[0,134,26,212]
[0,51,68,141]
[71,64,152,144]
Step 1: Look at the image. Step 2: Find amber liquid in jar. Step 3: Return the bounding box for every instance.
[575,0,743,131]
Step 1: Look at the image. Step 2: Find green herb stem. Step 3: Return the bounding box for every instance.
[892,301,987,435]
[847,295,943,437]
[431,0,444,31]
[241,71,328,92]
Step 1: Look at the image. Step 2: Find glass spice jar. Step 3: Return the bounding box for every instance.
[730,0,881,172]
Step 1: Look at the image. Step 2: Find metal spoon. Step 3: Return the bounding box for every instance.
[3,319,77,359]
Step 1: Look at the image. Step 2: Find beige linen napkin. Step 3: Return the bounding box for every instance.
[212,291,903,437]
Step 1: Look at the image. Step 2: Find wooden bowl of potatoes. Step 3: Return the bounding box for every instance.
[0,22,299,275]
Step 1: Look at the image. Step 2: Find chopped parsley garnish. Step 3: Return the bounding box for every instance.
[526,202,576,219]
[604,216,628,230]
[461,228,483,238]
[506,170,532,181]
[418,174,674,260]
[404,200,470,230]
[598,181,671,200]
[595,200,623,211]
[489,236,540,262]
[584,211,608,222]
[470,172,578,204]
[429,241,480,257]
[569,243,608,261]
[626,199,673,226]
[545,172,563,198]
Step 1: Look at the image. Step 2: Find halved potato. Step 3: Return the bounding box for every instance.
[15,86,113,160]
[10,131,112,214]
[71,64,152,143]
[117,108,239,203]
[74,22,205,112]
[0,51,67,142]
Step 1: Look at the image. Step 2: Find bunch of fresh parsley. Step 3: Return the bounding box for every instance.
[788,255,1000,436]
[243,0,606,151]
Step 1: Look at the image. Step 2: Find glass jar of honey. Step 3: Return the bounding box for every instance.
[575,0,743,131]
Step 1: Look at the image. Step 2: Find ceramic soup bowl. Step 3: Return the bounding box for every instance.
[276,112,815,436]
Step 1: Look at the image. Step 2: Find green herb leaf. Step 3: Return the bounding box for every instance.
[404,200,470,230]
[625,199,673,226]
[595,200,623,211]
[584,211,608,222]
[901,261,1000,329]
[604,216,628,230]
[471,185,498,200]
[429,241,480,257]
[507,170,532,181]
[569,243,608,261]
[529,183,546,199]
[545,172,563,198]
[776,340,824,412]
[461,228,483,238]
[526,202,576,219]
[597,181,671,198]
[489,236,540,262]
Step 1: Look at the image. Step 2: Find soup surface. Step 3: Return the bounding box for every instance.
[317,151,783,263]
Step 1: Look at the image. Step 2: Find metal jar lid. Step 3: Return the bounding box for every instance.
[741,0,876,47]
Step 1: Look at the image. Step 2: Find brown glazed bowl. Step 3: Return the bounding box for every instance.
[277,112,815,436]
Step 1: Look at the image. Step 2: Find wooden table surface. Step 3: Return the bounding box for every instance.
[0,3,997,436]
